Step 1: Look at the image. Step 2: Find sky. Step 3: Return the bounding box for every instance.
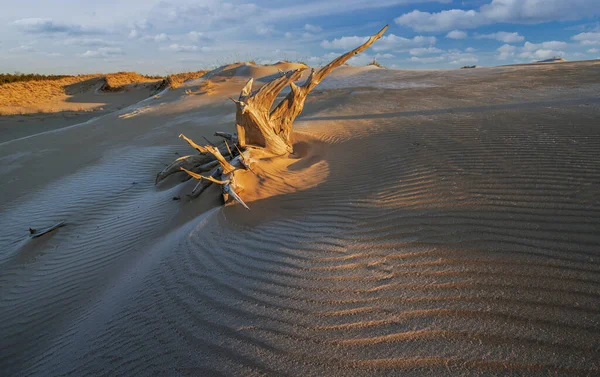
[1,0,600,75]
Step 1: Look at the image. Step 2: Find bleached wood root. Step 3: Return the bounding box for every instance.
[234,25,388,155]
[157,26,388,209]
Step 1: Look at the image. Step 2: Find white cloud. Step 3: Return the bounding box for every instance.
[407,49,478,65]
[79,47,124,58]
[465,47,476,52]
[64,38,116,47]
[139,33,169,42]
[409,47,443,55]
[523,41,568,51]
[446,50,478,65]
[348,52,394,65]
[127,18,155,40]
[395,0,600,32]
[519,49,565,60]
[188,31,206,42]
[321,33,436,51]
[304,24,322,33]
[9,1,590,73]
[306,51,393,66]
[410,55,446,63]
[446,30,467,39]
[321,36,368,49]
[134,19,152,31]
[13,18,104,35]
[495,40,568,61]
[449,57,478,65]
[306,52,340,65]
[476,31,524,43]
[163,44,212,53]
[572,32,600,45]
[256,24,275,36]
[496,44,517,60]
[515,41,568,61]
[396,9,481,32]
[9,45,34,53]
[154,2,260,28]
[588,48,599,53]
[153,33,168,42]
[375,35,437,51]
[306,56,322,64]
[167,44,198,52]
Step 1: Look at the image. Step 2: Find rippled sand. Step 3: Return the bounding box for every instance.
[1,61,599,376]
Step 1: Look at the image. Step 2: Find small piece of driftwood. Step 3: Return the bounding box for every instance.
[29,221,66,238]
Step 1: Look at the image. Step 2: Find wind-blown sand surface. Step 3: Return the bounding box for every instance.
[1,60,599,376]
[0,70,207,143]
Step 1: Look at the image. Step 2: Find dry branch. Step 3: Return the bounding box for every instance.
[29,221,66,238]
[157,25,388,209]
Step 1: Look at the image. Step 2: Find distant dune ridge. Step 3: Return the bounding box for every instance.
[537,56,565,63]
[101,72,162,92]
[0,56,574,116]
[161,70,209,89]
[0,74,103,115]
[0,70,208,115]
[0,58,599,376]
[0,62,314,117]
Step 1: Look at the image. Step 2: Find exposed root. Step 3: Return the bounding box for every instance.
[155,154,219,184]
[157,25,388,209]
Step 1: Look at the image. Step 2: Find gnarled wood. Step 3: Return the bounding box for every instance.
[232,69,305,155]
[272,24,388,145]
[156,154,219,184]
[157,26,388,209]
[235,24,388,155]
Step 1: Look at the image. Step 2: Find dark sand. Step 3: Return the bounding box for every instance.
[0,61,599,376]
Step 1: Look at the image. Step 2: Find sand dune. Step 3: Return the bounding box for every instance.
[205,61,309,81]
[0,70,210,143]
[0,60,599,376]
[0,72,159,115]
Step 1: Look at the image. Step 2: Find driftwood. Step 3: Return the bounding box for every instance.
[156,25,388,209]
[29,221,66,238]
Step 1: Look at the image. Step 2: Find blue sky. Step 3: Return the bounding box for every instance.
[1,0,599,74]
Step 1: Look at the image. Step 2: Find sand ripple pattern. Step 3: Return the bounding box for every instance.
[2,66,600,376]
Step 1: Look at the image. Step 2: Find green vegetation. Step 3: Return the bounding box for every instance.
[1,72,162,87]
[0,73,72,86]
[367,59,385,68]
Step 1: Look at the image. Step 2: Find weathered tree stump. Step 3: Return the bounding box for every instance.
[156,25,388,209]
